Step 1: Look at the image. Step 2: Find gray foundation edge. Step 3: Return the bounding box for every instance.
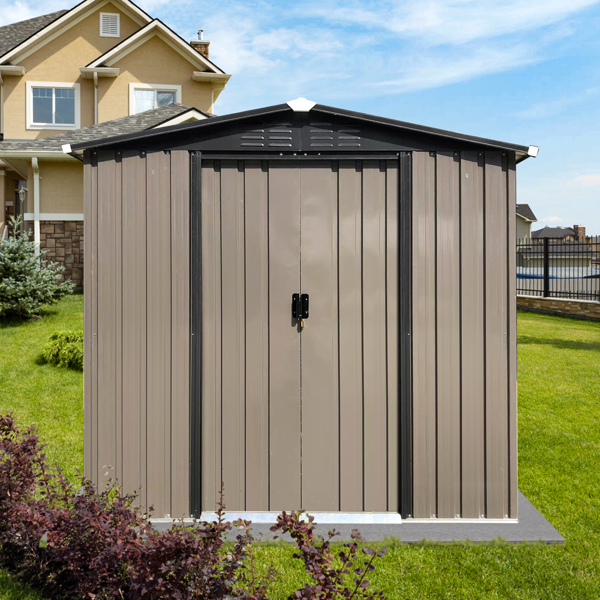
[151,492,564,543]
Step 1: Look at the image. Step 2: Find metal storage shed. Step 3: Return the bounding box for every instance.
[72,98,538,523]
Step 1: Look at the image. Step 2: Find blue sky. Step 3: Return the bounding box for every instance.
[4,0,600,233]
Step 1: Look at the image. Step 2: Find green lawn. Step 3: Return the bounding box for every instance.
[1,300,599,599]
[0,294,84,481]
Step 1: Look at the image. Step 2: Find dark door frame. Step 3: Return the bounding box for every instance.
[189,152,413,518]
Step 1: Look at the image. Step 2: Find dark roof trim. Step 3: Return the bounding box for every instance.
[71,103,291,150]
[71,103,532,155]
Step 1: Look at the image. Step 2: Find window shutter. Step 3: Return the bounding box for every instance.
[100,13,120,37]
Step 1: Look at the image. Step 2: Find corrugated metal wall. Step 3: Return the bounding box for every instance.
[411,150,518,519]
[83,150,190,518]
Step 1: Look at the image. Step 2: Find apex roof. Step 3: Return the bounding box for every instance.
[516,204,537,222]
[71,99,537,162]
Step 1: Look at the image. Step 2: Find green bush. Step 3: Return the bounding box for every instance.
[0,217,74,319]
[41,330,83,370]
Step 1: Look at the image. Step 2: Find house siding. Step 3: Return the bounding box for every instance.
[3,2,141,139]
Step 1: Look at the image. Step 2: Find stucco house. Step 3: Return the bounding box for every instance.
[515,204,537,240]
[0,0,230,285]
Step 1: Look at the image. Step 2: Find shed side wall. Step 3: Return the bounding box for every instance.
[411,150,517,519]
[83,150,190,518]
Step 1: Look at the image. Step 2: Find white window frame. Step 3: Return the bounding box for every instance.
[129,83,182,115]
[26,81,81,130]
[99,12,120,38]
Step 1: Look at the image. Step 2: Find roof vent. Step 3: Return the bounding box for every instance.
[100,13,120,37]
[287,97,316,112]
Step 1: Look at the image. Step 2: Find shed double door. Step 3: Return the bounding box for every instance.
[201,159,399,513]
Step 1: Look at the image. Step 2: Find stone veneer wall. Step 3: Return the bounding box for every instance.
[517,295,600,321]
[39,221,84,287]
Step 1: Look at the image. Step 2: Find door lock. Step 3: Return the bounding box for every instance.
[292,293,309,326]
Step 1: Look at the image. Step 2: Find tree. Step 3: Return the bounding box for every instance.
[0,217,74,319]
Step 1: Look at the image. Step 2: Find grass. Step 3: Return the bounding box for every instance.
[0,294,84,482]
[1,301,599,598]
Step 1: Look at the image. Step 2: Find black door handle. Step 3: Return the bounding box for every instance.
[301,293,309,319]
[292,293,301,319]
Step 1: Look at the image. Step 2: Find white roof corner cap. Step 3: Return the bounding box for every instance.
[528,145,539,158]
[287,97,317,112]
[61,144,72,154]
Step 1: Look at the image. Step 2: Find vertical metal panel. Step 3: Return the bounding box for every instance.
[338,161,364,511]
[362,161,388,511]
[268,162,301,510]
[114,155,123,486]
[460,151,485,518]
[170,151,190,517]
[399,152,413,518]
[485,151,509,519]
[220,161,246,511]
[201,162,222,511]
[83,155,96,482]
[146,151,172,517]
[121,153,147,508]
[435,152,461,518]
[189,152,202,517]
[507,153,518,519]
[244,161,270,511]
[96,152,118,490]
[300,162,340,510]
[386,161,399,512]
[412,152,437,518]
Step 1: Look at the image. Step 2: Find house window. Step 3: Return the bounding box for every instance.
[26,82,80,130]
[100,13,120,37]
[129,83,181,115]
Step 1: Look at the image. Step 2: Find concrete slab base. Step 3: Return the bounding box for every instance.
[151,492,564,543]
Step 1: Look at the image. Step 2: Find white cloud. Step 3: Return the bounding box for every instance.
[541,216,565,223]
[301,0,599,46]
[575,174,600,187]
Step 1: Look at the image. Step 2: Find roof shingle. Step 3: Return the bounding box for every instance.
[532,227,577,239]
[0,104,204,153]
[0,10,68,58]
[516,204,537,222]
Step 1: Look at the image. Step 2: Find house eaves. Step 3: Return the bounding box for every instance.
[0,0,152,65]
[86,18,225,74]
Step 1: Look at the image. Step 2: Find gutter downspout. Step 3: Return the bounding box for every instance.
[93,71,98,125]
[32,157,40,256]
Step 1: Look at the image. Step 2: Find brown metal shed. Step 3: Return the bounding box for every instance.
[73,99,537,522]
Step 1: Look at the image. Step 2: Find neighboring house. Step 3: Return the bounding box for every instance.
[532,224,587,242]
[515,203,537,240]
[0,0,230,285]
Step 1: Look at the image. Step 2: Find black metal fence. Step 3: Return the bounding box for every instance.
[517,236,600,301]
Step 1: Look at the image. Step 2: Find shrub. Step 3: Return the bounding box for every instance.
[0,413,387,600]
[0,217,74,320]
[41,330,84,370]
